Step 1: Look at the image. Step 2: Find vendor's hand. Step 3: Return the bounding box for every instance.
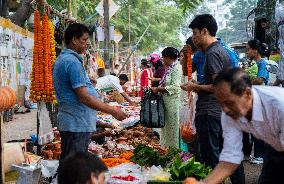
[183,178,205,184]
[181,82,196,92]
[111,108,129,121]
[151,87,159,94]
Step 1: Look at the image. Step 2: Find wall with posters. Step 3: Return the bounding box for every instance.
[0,17,34,104]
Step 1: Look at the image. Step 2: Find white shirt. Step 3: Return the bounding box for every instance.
[96,75,124,93]
[220,86,284,164]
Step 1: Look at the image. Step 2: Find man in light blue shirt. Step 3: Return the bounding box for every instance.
[53,23,127,160]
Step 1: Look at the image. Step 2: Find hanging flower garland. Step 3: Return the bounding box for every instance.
[49,20,56,64]
[30,9,56,104]
[187,46,193,81]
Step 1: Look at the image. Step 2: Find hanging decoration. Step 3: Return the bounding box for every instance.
[30,9,56,104]
[186,46,192,80]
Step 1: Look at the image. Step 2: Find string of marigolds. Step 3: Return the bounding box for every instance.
[186,46,192,81]
[30,9,56,104]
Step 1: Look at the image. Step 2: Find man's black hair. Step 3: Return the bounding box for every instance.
[141,59,151,68]
[161,47,180,60]
[185,37,197,52]
[97,68,105,77]
[64,23,90,46]
[58,152,107,184]
[189,14,218,37]
[213,68,252,96]
[119,74,129,82]
[247,39,271,58]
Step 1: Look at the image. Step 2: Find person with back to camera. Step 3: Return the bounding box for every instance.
[139,59,153,98]
[148,53,166,87]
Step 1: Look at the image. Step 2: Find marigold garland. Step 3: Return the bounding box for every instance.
[187,46,192,80]
[30,9,56,104]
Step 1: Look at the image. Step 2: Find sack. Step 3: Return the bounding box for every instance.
[180,92,196,143]
[140,88,166,128]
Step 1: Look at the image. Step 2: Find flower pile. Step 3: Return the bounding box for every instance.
[30,9,56,103]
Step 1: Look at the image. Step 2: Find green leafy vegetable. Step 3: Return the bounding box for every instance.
[131,145,182,167]
[169,156,212,181]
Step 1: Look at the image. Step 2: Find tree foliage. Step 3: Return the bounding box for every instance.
[217,0,257,43]
[4,0,203,54]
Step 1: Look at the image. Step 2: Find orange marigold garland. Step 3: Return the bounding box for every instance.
[30,10,56,104]
[187,45,192,80]
[49,20,56,64]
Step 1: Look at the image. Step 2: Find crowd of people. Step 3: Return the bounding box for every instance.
[51,13,284,184]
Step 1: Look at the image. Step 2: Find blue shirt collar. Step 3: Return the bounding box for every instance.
[61,48,84,63]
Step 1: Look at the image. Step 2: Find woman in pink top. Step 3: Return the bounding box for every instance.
[139,59,153,98]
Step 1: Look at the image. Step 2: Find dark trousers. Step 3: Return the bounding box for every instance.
[253,136,265,158]
[243,132,253,156]
[258,145,284,184]
[195,115,245,184]
[242,132,265,158]
[60,131,92,161]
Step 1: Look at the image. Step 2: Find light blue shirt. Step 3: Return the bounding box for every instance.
[52,48,99,132]
[220,86,284,164]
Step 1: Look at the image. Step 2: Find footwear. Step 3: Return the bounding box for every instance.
[250,157,263,164]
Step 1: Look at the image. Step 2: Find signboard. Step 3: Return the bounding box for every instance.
[95,0,120,18]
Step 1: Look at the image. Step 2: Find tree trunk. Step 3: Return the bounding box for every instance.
[0,0,9,18]
[9,0,33,27]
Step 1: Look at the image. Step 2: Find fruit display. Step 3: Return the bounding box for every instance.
[0,86,17,111]
[29,9,56,104]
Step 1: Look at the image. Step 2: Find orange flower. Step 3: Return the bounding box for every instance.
[187,46,193,80]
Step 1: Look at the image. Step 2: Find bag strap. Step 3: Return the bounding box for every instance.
[187,91,194,126]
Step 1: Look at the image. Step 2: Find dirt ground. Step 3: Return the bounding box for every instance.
[3,111,262,183]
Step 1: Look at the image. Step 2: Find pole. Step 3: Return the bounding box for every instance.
[67,0,72,16]
[103,0,110,69]
[128,4,131,50]
[73,0,77,19]
[0,112,4,183]
[115,42,119,65]
[118,24,150,75]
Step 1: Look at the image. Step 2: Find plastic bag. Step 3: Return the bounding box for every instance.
[180,92,196,143]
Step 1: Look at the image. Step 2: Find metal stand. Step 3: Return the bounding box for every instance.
[36,103,40,155]
[0,112,4,183]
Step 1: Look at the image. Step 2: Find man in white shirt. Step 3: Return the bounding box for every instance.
[96,68,135,105]
[184,68,284,184]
